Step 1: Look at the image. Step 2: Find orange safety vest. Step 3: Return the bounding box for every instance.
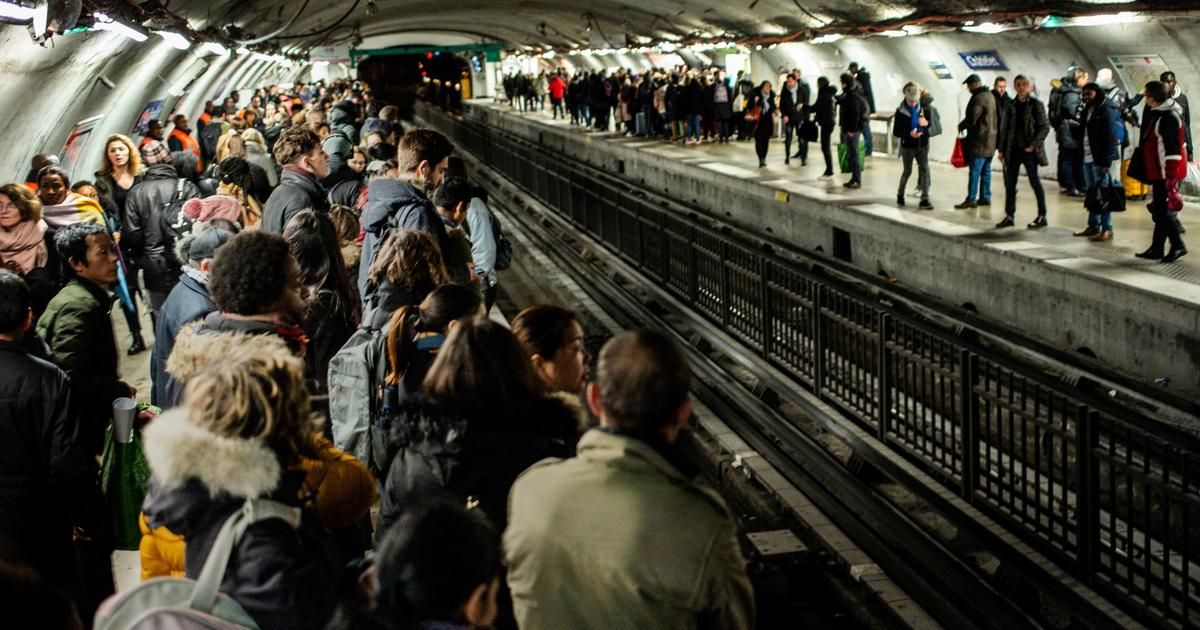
[169,128,204,171]
[198,111,212,126]
[139,136,155,148]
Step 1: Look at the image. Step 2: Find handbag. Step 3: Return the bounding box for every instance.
[1126,146,1148,183]
[800,119,819,142]
[744,105,761,122]
[951,137,968,169]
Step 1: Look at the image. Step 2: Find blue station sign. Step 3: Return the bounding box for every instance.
[958,50,1008,71]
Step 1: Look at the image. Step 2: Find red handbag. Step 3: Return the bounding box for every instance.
[951,137,968,169]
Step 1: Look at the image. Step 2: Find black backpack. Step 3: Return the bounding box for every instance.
[158,179,194,269]
[490,210,513,271]
[1048,86,1065,128]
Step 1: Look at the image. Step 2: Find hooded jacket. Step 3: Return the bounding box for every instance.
[1052,80,1083,148]
[261,168,328,234]
[161,312,308,408]
[1081,95,1121,169]
[378,394,582,535]
[998,95,1051,166]
[35,278,127,454]
[357,178,448,298]
[140,411,342,629]
[959,85,998,158]
[504,429,755,630]
[837,81,869,133]
[124,163,202,293]
[1139,99,1188,182]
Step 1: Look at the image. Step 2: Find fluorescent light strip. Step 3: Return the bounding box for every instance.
[963,22,1006,33]
[92,12,147,42]
[204,42,230,57]
[158,31,190,50]
[0,1,35,21]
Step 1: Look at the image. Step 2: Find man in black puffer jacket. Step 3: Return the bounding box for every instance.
[358,129,454,300]
[124,142,201,312]
[0,271,94,608]
[262,126,329,234]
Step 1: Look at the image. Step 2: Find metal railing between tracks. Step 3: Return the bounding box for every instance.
[424,105,1200,628]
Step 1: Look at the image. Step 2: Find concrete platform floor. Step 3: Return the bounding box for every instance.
[497,104,1200,283]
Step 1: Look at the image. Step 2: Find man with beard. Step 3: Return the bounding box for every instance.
[357,128,454,300]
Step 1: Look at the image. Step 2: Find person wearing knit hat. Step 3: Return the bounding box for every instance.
[140,139,173,167]
[150,220,238,405]
[181,195,243,224]
[213,157,262,227]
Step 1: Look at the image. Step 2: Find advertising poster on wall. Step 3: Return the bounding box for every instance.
[131,99,165,135]
[1109,54,1171,93]
[59,115,104,178]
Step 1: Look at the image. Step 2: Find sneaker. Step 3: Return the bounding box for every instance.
[1027,216,1048,229]
[994,217,1015,228]
[1089,230,1113,242]
[918,200,934,210]
[1135,248,1164,260]
[954,200,977,209]
[1073,226,1100,237]
[897,196,906,207]
[978,199,991,206]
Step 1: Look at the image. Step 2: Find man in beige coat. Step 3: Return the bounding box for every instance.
[504,329,755,630]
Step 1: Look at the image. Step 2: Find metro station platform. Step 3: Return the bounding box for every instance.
[459,99,1200,402]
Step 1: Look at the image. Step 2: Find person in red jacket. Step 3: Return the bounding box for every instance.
[1135,80,1188,263]
[549,72,568,120]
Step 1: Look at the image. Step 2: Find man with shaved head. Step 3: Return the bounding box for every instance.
[505,329,755,630]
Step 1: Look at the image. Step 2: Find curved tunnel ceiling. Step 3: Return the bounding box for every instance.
[145,0,1199,53]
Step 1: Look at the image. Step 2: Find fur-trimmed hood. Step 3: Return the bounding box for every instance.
[143,408,281,499]
[165,314,297,384]
[549,390,592,433]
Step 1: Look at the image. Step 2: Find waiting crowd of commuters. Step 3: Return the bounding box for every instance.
[506,63,1191,262]
[0,77,755,629]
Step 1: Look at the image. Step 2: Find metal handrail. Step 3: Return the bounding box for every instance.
[424,104,1200,628]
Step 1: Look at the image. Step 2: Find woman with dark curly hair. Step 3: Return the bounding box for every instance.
[364,229,451,314]
[160,230,307,407]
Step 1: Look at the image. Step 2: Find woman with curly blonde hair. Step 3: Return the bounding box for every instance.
[141,341,351,628]
[365,229,451,313]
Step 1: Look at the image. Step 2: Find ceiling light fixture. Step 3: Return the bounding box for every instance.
[158,30,190,49]
[91,11,147,42]
[962,22,1006,34]
[0,0,35,22]
[810,33,843,44]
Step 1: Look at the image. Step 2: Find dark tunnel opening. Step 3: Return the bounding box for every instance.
[356,51,470,116]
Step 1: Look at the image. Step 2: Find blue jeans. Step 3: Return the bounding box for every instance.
[863,124,874,155]
[967,156,992,202]
[1083,163,1115,231]
[687,115,702,140]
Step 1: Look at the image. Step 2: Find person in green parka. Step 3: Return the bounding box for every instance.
[36,222,135,456]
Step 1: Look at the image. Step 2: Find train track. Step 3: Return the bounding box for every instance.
[418,104,1186,628]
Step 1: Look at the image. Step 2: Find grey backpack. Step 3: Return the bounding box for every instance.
[93,499,301,630]
[328,306,392,474]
